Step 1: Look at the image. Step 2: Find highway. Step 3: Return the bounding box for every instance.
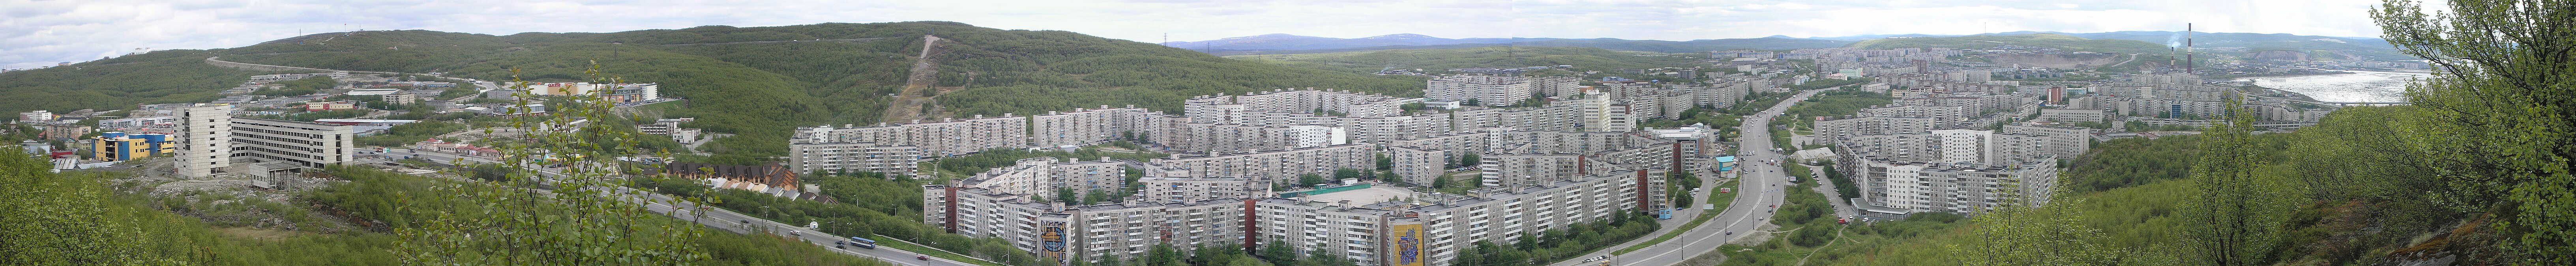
[1547,89,1826,266]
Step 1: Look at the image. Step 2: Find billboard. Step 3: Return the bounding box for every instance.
[1040,221,1068,264]
[1392,223,1424,266]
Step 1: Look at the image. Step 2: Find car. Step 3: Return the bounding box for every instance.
[788,230,801,236]
[836,244,847,249]
[918,256,930,260]
[1725,231,1734,235]
[740,219,750,224]
[836,240,847,245]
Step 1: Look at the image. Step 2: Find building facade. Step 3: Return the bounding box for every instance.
[229,117,356,169]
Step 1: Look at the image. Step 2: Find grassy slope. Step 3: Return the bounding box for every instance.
[0,52,285,117]
[1848,34,2173,55]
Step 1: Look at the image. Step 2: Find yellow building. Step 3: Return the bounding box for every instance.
[89,132,175,162]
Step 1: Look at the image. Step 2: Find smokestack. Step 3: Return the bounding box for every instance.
[2186,23,2194,74]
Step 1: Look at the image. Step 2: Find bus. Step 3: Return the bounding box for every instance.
[849,237,879,249]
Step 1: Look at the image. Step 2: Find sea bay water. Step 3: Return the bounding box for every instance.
[2245,71,2433,103]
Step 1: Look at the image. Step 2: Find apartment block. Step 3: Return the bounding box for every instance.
[1185,89,1404,123]
[1137,177,1263,203]
[925,184,1250,265]
[1033,106,1156,147]
[796,114,1028,157]
[1532,76,1583,97]
[1813,116,1938,139]
[927,169,1662,266]
[1448,105,1581,132]
[1145,144,1375,184]
[1397,170,1660,266]
[1425,75,1534,106]
[785,142,924,174]
[1385,131,1506,185]
[2035,109,2110,123]
[1158,123,1295,154]
[1656,91,1697,119]
[229,117,356,169]
[1998,124,2094,159]
[1678,81,1750,109]
[960,157,1135,199]
[1284,125,1350,148]
[1857,105,1976,122]
[1842,155,2059,215]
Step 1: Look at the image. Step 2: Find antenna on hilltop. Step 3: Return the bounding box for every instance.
[1163,33,1169,45]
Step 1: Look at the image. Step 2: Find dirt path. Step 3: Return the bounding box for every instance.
[1793,224,1850,266]
[881,34,948,123]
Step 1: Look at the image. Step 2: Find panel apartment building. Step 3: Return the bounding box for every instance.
[1842,154,2060,214]
[1830,124,2090,216]
[922,169,1665,266]
[1424,75,1536,107]
[789,113,1029,173]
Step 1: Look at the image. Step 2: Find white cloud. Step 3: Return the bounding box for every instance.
[0,0,2394,69]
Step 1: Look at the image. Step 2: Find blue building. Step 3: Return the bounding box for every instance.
[1714,156,1739,171]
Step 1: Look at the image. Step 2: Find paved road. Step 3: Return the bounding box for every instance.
[1543,89,1825,266]
[630,190,976,266]
[1804,164,1861,219]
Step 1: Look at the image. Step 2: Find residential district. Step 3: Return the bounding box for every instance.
[8,45,2346,266]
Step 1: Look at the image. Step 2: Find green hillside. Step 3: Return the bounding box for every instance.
[1225,46,1705,75]
[0,21,1425,163]
[1848,33,2173,54]
[0,52,287,118]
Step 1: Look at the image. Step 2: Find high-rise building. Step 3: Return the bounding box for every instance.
[176,104,234,178]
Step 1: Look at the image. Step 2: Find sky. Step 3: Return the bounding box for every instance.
[0,0,2400,69]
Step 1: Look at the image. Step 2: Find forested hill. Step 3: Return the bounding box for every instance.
[0,21,1426,163]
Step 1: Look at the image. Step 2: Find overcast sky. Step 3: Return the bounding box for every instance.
[2,0,2398,69]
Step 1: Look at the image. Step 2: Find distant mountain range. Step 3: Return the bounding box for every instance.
[1167,31,2397,56]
